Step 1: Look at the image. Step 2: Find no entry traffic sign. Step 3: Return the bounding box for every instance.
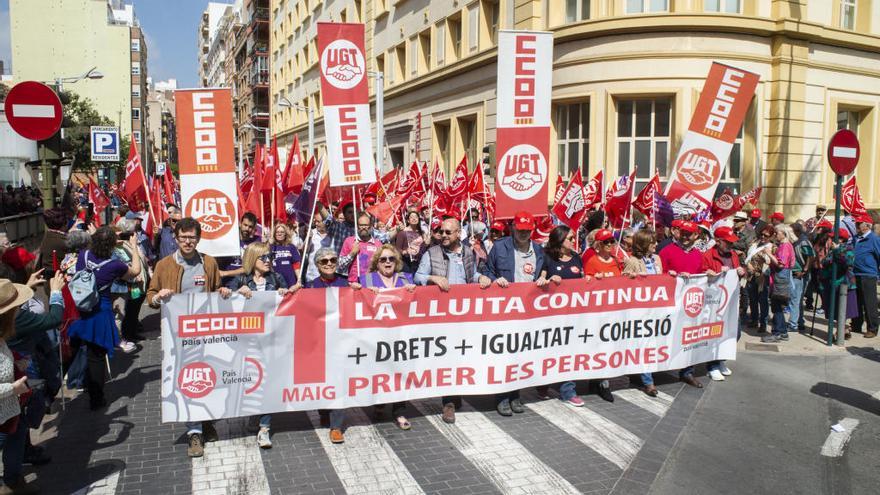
[3,81,63,141]
[828,129,860,176]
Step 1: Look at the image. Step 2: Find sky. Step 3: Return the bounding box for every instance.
[0,0,213,87]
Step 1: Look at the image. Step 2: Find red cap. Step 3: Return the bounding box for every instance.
[714,226,739,243]
[513,211,535,231]
[770,212,785,221]
[363,195,377,206]
[431,218,441,230]
[339,200,354,211]
[594,229,614,242]
[856,214,874,225]
[838,228,850,240]
[817,219,833,229]
[671,219,683,229]
[699,221,712,231]
[491,221,507,232]
[679,221,698,233]
[750,208,762,218]
[1,246,36,271]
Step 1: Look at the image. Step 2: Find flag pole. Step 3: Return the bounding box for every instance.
[297,160,323,284]
[353,185,361,277]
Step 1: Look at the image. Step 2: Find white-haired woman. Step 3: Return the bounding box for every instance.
[761,224,796,343]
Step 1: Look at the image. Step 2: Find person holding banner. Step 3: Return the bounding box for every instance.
[339,213,383,283]
[217,212,259,282]
[701,227,745,381]
[146,217,231,458]
[483,212,546,416]
[415,217,491,423]
[269,224,302,287]
[623,229,664,397]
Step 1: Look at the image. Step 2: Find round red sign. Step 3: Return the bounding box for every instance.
[3,81,63,141]
[827,129,860,176]
[185,189,235,240]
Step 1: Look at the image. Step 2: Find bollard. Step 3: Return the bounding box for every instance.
[836,283,847,346]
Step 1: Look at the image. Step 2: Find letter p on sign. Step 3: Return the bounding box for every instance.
[90,126,120,162]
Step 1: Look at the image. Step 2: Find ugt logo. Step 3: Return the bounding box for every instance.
[321,39,365,90]
[498,144,547,200]
[178,362,216,399]
[683,287,705,318]
[676,148,720,191]
[185,189,234,240]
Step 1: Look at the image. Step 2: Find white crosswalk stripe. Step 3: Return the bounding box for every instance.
[191,419,270,494]
[70,470,120,495]
[820,418,860,458]
[306,409,425,494]
[526,399,643,470]
[412,399,581,495]
[614,388,675,417]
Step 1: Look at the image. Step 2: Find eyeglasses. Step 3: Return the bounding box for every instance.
[440,229,458,236]
[601,239,615,245]
[317,257,338,266]
[257,254,274,263]
[176,235,198,243]
[378,256,396,263]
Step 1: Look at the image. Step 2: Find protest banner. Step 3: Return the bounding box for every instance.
[161,272,739,422]
[174,88,240,257]
[318,22,376,186]
[494,30,553,219]
[665,63,759,216]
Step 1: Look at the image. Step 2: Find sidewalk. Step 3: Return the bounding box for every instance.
[739,309,880,356]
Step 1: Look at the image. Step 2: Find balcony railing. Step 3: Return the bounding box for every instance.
[251,8,269,22]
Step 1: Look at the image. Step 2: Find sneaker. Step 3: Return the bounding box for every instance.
[441,403,456,424]
[779,333,790,341]
[496,399,513,416]
[563,396,585,407]
[329,429,344,444]
[865,331,878,339]
[535,386,551,400]
[257,428,272,449]
[510,399,524,414]
[597,381,614,403]
[202,422,219,442]
[23,445,51,466]
[188,433,204,457]
[718,363,732,376]
[709,369,725,381]
[119,340,136,354]
[761,334,780,343]
[816,308,825,316]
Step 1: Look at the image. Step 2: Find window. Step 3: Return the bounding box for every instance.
[458,116,478,171]
[386,49,396,84]
[840,0,856,30]
[375,0,388,17]
[484,0,500,44]
[837,109,860,134]
[616,98,671,189]
[717,125,743,196]
[395,44,406,81]
[131,39,141,52]
[434,121,451,171]
[435,22,446,66]
[133,131,141,143]
[409,36,418,77]
[626,0,668,13]
[132,108,141,120]
[419,30,431,74]
[566,0,590,22]
[448,15,462,60]
[132,85,141,97]
[467,3,480,53]
[704,0,740,13]
[131,63,140,75]
[556,102,590,177]
[376,54,385,84]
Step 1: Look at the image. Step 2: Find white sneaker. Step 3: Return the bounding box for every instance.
[119,340,136,354]
[709,369,725,381]
[257,427,272,449]
[719,363,732,376]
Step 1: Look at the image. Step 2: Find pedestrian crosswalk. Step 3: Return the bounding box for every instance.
[186,384,686,495]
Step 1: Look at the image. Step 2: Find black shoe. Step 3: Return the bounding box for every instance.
[23,445,51,466]
[510,399,524,414]
[187,433,204,457]
[89,398,107,411]
[761,334,780,343]
[597,383,614,403]
[202,421,219,442]
[319,411,331,428]
[496,400,513,416]
[778,333,790,341]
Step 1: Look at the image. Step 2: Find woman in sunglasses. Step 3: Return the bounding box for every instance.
[581,229,619,402]
[226,242,289,450]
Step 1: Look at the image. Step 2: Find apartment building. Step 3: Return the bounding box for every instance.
[199,2,236,87]
[146,79,178,170]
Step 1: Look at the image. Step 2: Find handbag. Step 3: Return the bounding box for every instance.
[770,268,792,304]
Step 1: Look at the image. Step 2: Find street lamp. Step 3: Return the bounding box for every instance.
[240,122,271,175]
[278,96,314,159]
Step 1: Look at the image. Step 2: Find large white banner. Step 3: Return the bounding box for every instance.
[161,272,739,422]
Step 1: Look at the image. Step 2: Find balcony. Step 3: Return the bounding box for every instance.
[249,42,268,58]
[251,8,269,23]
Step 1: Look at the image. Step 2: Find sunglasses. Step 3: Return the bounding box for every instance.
[440,229,458,236]
[378,256,396,263]
[317,257,338,266]
[601,239,615,245]
[258,254,274,262]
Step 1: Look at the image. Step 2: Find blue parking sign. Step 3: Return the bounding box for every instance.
[91,126,120,162]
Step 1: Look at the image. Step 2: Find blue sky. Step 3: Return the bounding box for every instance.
[0,0,211,87]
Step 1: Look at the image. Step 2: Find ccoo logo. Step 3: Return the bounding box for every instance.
[185,189,235,240]
[498,144,547,200]
[178,362,216,399]
[683,287,705,318]
[321,40,365,90]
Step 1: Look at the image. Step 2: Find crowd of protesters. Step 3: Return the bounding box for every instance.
[0,186,878,491]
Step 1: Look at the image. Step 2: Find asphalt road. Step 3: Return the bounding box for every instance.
[650,347,880,495]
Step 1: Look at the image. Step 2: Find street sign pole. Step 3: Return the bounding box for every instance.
[827,174,842,346]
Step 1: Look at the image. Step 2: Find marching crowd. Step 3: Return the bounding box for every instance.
[0,190,878,493]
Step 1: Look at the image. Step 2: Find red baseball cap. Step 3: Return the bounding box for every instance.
[679,221,698,234]
[491,220,507,233]
[594,229,614,242]
[698,221,712,232]
[770,212,785,221]
[671,219,683,229]
[817,219,833,229]
[856,214,874,225]
[513,211,535,231]
[430,218,441,230]
[1,246,36,271]
[714,226,739,243]
[838,228,850,240]
[750,208,762,218]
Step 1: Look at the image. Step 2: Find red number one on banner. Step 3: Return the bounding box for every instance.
[276,289,328,384]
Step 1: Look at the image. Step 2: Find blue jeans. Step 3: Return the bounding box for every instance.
[680,366,694,378]
[185,421,202,435]
[771,297,788,336]
[748,279,769,325]
[559,381,577,400]
[640,373,654,386]
[318,410,346,429]
[788,275,805,331]
[259,415,271,428]
[0,416,28,485]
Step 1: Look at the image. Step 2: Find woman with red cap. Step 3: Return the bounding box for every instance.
[582,228,619,401]
[819,228,856,340]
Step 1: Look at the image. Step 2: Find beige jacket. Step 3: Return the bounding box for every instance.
[622,254,664,275]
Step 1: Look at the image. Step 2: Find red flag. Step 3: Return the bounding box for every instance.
[396,161,423,198]
[163,164,177,203]
[531,215,554,244]
[244,144,264,217]
[431,160,447,197]
[713,186,762,220]
[582,170,604,210]
[282,135,304,194]
[88,177,110,213]
[261,138,278,193]
[445,156,469,202]
[151,177,169,225]
[366,195,405,225]
[551,170,587,230]
[366,168,398,201]
[632,174,660,217]
[840,176,867,217]
[604,172,637,229]
[467,162,488,201]
[554,173,565,205]
[121,139,149,211]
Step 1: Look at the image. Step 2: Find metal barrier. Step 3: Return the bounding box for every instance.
[0,211,45,243]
